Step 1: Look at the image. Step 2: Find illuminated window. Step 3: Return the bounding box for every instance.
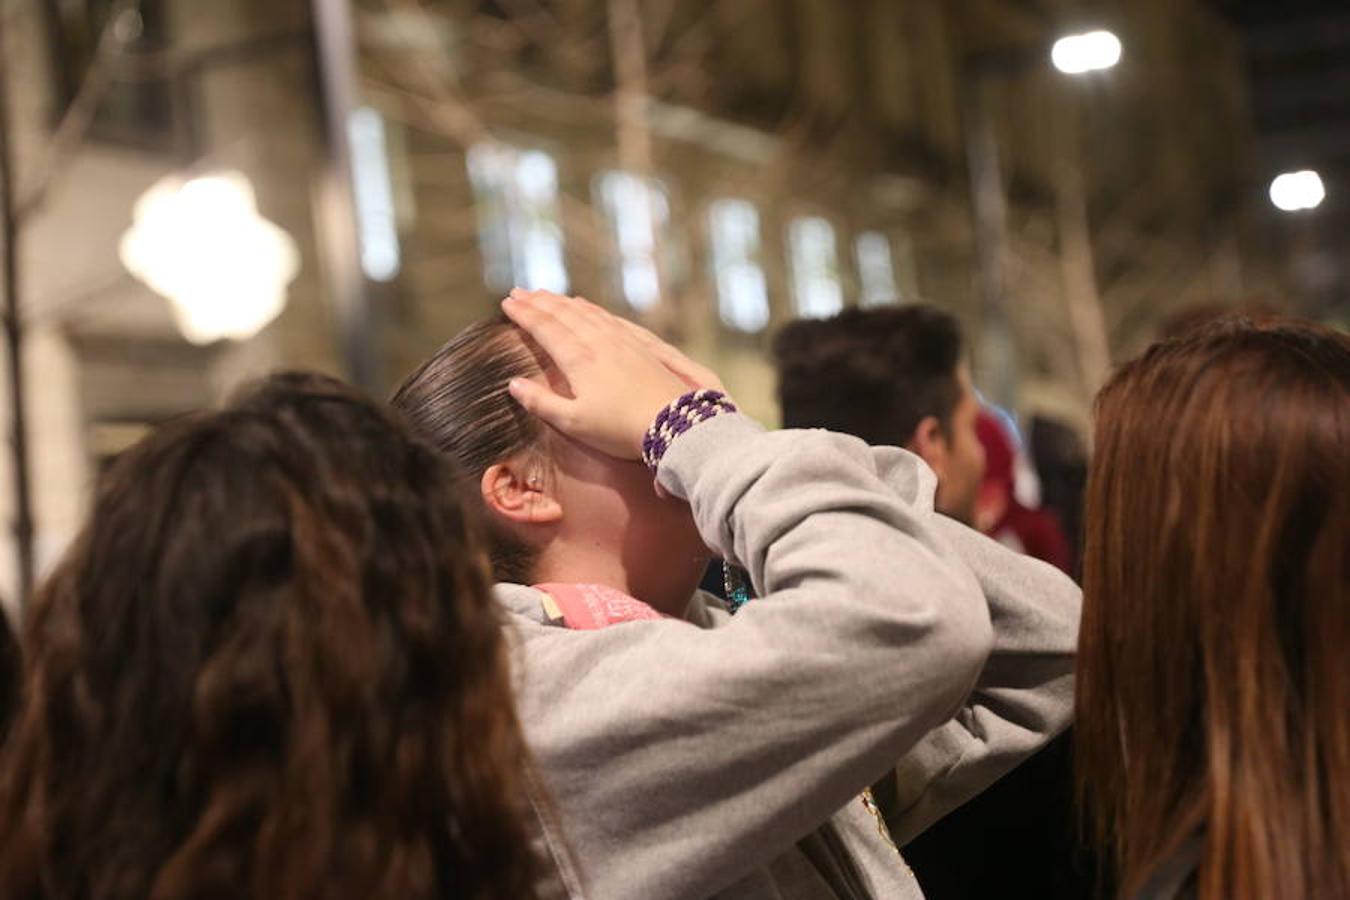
[466,143,569,294]
[348,108,401,283]
[856,231,898,307]
[596,171,670,312]
[787,216,843,318]
[708,199,770,332]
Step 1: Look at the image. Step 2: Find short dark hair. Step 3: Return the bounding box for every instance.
[772,304,966,446]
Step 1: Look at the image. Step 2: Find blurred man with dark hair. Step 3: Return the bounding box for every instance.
[774,305,1094,900]
[772,305,986,524]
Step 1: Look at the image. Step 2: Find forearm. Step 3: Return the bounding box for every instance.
[876,509,1081,844]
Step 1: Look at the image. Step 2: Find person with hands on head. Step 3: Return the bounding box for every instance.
[502,291,728,462]
[391,289,1081,900]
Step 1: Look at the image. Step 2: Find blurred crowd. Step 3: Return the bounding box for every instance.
[0,294,1344,900]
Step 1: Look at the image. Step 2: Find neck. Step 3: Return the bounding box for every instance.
[531,541,709,618]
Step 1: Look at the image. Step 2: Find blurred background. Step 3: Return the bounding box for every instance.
[0,0,1346,612]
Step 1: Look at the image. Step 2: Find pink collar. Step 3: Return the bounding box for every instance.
[533,582,669,630]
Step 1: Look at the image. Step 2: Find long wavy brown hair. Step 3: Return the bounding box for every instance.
[1076,319,1349,899]
[0,373,542,900]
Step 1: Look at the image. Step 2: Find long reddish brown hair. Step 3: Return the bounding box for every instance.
[0,373,542,900]
[1076,318,1349,899]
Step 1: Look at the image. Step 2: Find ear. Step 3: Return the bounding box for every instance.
[480,458,563,526]
[910,415,950,476]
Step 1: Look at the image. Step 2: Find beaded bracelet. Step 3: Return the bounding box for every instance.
[640,389,738,473]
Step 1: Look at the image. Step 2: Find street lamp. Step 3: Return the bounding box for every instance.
[119,171,301,344]
[1051,31,1123,76]
[0,8,372,614]
[965,28,1122,410]
[1269,170,1325,212]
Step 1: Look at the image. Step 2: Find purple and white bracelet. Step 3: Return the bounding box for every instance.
[641,389,738,472]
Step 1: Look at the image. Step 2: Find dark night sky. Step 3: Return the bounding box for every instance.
[1212,0,1347,26]
[1210,0,1350,317]
[1208,1,1350,178]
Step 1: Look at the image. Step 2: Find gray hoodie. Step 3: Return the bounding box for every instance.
[504,414,1081,899]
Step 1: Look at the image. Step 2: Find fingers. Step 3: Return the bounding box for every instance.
[565,293,621,332]
[509,289,640,342]
[509,289,613,344]
[564,295,637,349]
[507,377,574,430]
[507,288,610,327]
[501,294,590,369]
[500,289,705,458]
[615,317,726,393]
[614,316,666,352]
[506,289,729,396]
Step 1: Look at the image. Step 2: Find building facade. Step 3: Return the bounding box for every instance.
[0,0,1262,609]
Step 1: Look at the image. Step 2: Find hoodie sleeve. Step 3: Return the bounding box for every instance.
[866,449,1082,847]
[507,414,993,900]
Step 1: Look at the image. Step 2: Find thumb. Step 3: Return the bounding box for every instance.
[508,377,574,430]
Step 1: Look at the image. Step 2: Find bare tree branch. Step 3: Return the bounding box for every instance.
[15,0,143,222]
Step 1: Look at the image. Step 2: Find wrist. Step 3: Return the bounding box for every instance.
[641,390,739,472]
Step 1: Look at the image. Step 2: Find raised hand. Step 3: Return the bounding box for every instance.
[501,290,724,460]
[613,317,728,396]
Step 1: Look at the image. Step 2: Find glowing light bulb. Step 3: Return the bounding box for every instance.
[1052,30,1123,75]
[1269,170,1326,212]
[119,171,300,344]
